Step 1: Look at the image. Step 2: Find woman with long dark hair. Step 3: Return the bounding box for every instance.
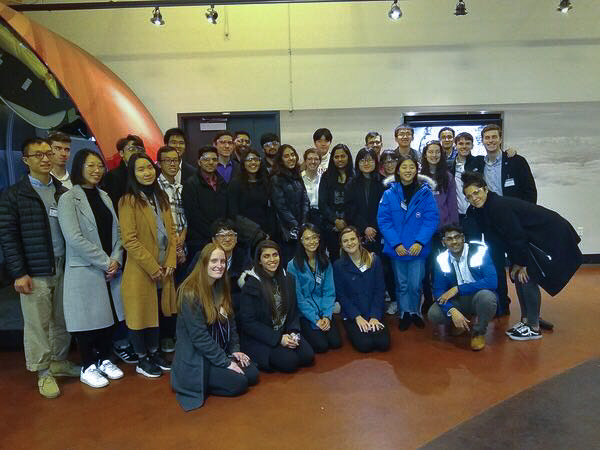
[228,148,274,238]
[333,227,390,353]
[119,153,177,378]
[377,154,439,331]
[171,243,259,411]
[58,149,124,388]
[287,223,341,353]
[318,143,354,260]
[270,145,310,264]
[419,140,459,313]
[239,240,314,372]
[345,147,385,254]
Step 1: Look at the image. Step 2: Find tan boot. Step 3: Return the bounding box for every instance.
[38,374,60,398]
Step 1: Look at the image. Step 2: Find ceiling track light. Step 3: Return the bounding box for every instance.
[206,4,218,24]
[150,6,164,26]
[388,0,402,20]
[557,0,572,14]
[454,0,467,16]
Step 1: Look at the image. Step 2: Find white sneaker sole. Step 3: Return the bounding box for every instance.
[136,366,162,378]
[508,333,542,341]
[100,370,124,380]
[80,377,109,388]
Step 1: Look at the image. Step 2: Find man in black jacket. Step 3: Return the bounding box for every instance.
[163,127,197,184]
[182,146,228,259]
[0,138,80,398]
[100,134,145,212]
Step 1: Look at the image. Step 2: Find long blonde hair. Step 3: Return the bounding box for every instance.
[339,226,374,269]
[177,243,233,324]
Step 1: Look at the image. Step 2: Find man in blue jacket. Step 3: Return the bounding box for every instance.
[427,224,497,351]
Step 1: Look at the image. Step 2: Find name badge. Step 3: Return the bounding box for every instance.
[48,206,59,218]
[400,200,407,210]
[315,274,322,285]
[504,178,515,187]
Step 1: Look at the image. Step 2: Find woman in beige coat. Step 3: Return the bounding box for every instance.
[119,153,176,378]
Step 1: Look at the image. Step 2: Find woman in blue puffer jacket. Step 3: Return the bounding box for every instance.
[377,154,440,331]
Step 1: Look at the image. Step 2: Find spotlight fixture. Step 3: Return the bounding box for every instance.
[557,0,572,14]
[388,0,402,20]
[454,0,468,16]
[205,5,218,24]
[150,6,164,26]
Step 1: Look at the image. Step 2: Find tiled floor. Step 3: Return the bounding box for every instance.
[1,267,598,449]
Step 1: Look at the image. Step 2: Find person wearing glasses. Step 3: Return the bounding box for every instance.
[101,134,145,212]
[379,149,399,178]
[260,133,280,173]
[48,131,72,189]
[157,146,188,352]
[213,131,240,185]
[461,171,582,341]
[228,149,274,239]
[233,130,252,163]
[344,148,385,254]
[301,148,322,229]
[163,128,197,184]
[182,146,228,260]
[287,223,341,353]
[365,132,383,160]
[0,138,80,398]
[57,149,125,386]
[393,124,419,160]
[427,224,497,351]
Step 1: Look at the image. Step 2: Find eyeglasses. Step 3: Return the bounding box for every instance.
[443,234,464,242]
[383,159,398,164]
[25,151,55,160]
[200,156,218,162]
[359,157,375,164]
[465,187,485,201]
[159,158,179,165]
[245,156,261,162]
[235,138,251,144]
[216,231,237,239]
[396,132,412,138]
[85,164,105,172]
[263,141,279,148]
[124,145,144,153]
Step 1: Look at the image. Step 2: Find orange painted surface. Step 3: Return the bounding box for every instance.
[0,4,162,168]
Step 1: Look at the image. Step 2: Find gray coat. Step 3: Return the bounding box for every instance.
[57,185,124,332]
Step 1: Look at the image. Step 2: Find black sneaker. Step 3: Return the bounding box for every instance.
[113,344,139,364]
[149,352,171,371]
[398,314,412,331]
[135,356,162,378]
[508,324,542,341]
[412,314,425,329]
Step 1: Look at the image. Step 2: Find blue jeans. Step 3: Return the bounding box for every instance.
[392,258,425,317]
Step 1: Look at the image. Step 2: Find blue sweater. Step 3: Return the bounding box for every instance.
[287,259,336,329]
[433,243,498,315]
[377,179,439,260]
[333,254,385,321]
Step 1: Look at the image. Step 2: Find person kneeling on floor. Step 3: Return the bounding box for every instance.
[427,224,497,351]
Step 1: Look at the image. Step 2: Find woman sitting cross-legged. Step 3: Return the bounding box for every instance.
[171,243,258,412]
[287,223,342,354]
[333,227,390,353]
[239,240,315,373]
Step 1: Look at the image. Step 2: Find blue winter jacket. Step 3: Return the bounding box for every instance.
[377,177,440,260]
[433,242,498,315]
[333,254,385,321]
[287,259,336,329]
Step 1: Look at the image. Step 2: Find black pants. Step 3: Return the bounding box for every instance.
[422,233,443,314]
[206,362,259,397]
[381,254,397,303]
[488,242,510,315]
[72,325,114,370]
[323,228,341,262]
[268,339,315,373]
[129,327,160,357]
[159,311,177,341]
[343,319,390,353]
[300,317,342,353]
[279,240,297,267]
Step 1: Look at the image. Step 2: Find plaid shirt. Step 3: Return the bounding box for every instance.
[158,174,187,235]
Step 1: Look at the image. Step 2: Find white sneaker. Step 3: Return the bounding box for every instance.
[386,301,398,315]
[98,359,124,380]
[333,302,341,314]
[80,364,109,388]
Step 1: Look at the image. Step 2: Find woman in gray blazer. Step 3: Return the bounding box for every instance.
[171,242,258,412]
[57,149,125,389]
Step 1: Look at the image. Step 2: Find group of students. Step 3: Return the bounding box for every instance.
[0,123,582,411]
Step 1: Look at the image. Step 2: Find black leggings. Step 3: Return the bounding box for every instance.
[206,363,259,397]
[300,317,342,353]
[72,325,114,370]
[343,319,390,353]
[268,339,315,373]
[129,327,160,357]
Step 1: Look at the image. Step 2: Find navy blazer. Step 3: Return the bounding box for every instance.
[473,153,537,204]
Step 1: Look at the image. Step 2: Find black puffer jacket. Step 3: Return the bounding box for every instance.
[270,169,309,241]
[0,175,67,279]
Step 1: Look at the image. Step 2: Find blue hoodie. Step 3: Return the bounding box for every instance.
[377,175,440,260]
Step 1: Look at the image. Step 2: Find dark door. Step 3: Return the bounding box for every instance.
[178,111,280,165]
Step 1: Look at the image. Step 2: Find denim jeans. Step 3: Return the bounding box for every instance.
[392,258,426,316]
